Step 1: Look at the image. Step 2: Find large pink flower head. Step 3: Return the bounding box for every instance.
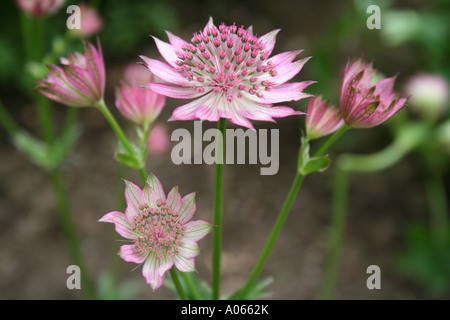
[340,59,407,128]
[99,174,213,290]
[16,0,65,18]
[115,64,166,125]
[141,17,314,129]
[37,39,105,107]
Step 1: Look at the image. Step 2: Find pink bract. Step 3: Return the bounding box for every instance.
[141,17,315,129]
[305,95,344,140]
[99,173,213,290]
[340,59,407,128]
[37,39,105,107]
[16,0,65,18]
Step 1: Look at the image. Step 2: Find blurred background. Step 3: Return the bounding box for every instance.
[0,0,449,299]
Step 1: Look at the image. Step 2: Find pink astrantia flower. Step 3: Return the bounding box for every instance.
[115,65,166,124]
[340,59,407,128]
[37,39,105,107]
[305,95,344,139]
[16,0,65,18]
[99,174,213,290]
[141,17,314,129]
[71,4,103,37]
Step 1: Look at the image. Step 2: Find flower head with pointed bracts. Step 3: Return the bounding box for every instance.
[340,59,407,128]
[37,39,105,107]
[115,64,166,125]
[16,0,65,18]
[99,174,213,290]
[141,17,314,129]
[305,95,344,140]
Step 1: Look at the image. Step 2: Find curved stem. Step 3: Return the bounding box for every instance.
[95,100,147,180]
[237,127,348,300]
[319,167,349,300]
[169,268,188,300]
[314,126,348,158]
[180,272,202,300]
[212,118,226,300]
[237,172,305,299]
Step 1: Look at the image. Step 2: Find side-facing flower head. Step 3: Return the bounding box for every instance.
[99,173,213,290]
[16,0,65,18]
[305,95,344,140]
[340,59,407,128]
[141,17,315,129]
[37,39,105,107]
[115,64,166,125]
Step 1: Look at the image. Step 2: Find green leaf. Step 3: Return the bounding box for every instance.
[116,152,142,169]
[297,137,310,171]
[226,277,274,300]
[12,131,51,169]
[301,156,331,175]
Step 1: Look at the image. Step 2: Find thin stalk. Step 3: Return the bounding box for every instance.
[169,268,188,300]
[425,165,449,245]
[314,125,348,157]
[236,172,305,299]
[180,272,202,300]
[319,167,349,300]
[0,99,20,135]
[95,100,147,180]
[212,118,226,300]
[236,127,349,299]
[50,169,96,299]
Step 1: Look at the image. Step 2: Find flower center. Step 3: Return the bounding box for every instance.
[130,201,186,259]
[174,22,278,102]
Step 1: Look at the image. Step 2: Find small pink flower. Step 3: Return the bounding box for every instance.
[37,39,105,107]
[305,95,344,139]
[115,65,166,124]
[141,17,314,129]
[16,0,65,18]
[340,59,407,128]
[99,174,213,290]
[147,124,170,155]
[71,4,103,37]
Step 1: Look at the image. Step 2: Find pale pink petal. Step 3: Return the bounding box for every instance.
[124,180,142,212]
[143,83,200,99]
[166,186,182,213]
[178,240,201,259]
[169,93,215,121]
[178,192,196,223]
[146,173,166,202]
[98,211,137,240]
[184,220,214,242]
[151,36,179,68]
[139,56,188,86]
[259,29,280,56]
[174,255,196,272]
[142,253,173,290]
[119,244,148,264]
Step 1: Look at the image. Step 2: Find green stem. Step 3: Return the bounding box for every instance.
[236,172,305,299]
[237,128,348,300]
[95,100,147,180]
[425,164,449,245]
[319,167,349,300]
[169,268,188,300]
[180,272,202,300]
[314,125,348,158]
[212,118,226,300]
[0,99,20,135]
[50,169,96,299]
